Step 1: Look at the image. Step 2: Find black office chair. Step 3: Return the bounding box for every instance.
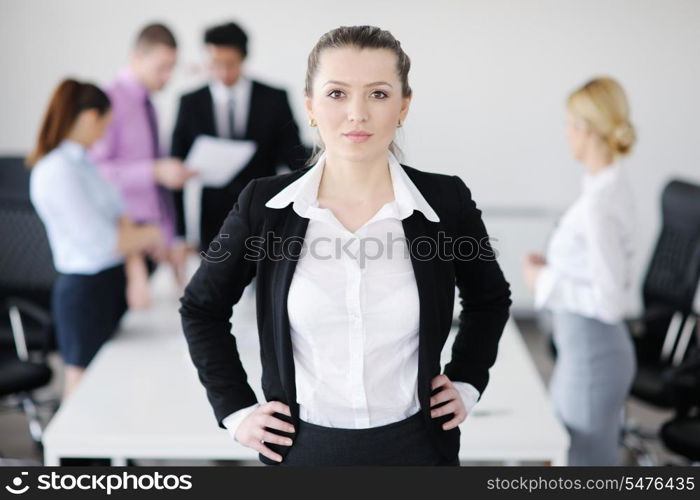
[0,159,59,449]
[0,170,58,360]
[621,179,700,465]
[629,180,700,404]
[659,342,700,464]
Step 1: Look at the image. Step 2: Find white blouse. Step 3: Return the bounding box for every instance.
[534,159,637,324]
[222,150,480,441]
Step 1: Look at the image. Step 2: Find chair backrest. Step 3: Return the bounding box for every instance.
[643,179,700,314]
[0,156,31,201]
[0,199,57,304]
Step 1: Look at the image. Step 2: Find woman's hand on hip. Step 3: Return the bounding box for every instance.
[234,401,296,463]
[430,374,467,431]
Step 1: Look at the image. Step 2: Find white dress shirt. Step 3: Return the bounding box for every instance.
[534,159,636,324]
[209,75,252,139]
[29,139,125,274]
[222,150,481,442]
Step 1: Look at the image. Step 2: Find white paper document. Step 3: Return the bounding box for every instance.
[184,135,257,187]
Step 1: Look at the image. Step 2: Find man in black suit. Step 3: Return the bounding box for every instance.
[171,21,309,251]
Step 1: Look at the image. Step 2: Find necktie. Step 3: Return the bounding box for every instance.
[227,96,236,139]
[144,95,176,238]
[144,95,159,157]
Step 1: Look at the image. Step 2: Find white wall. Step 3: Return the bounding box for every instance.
[2,0,699,313]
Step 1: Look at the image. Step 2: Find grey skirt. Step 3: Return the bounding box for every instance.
[549,310,637,465]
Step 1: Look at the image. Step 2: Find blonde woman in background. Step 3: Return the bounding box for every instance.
[523,77,637,465]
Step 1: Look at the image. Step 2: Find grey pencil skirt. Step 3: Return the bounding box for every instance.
[549,310,637,466]
[262,409,460,466]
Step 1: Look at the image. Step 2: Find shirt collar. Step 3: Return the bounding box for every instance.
[116,66,150,101]
[264,150,440,222]
[582,158,624,193]
[209,74,250,102]
[59,139,88,163]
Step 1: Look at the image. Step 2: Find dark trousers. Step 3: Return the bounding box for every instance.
[262,410,460,466]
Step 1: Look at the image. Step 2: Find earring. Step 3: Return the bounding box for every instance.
[397,119,403,128]
[309,118,317,127]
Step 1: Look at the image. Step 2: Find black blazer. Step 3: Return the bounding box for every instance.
[179,162,512,465]
[170,80,310,249]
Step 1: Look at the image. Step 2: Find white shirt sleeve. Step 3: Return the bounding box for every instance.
[221,403,260,443]
[452,381,481,417]
[534,196,628,324]
[533,264,558,310]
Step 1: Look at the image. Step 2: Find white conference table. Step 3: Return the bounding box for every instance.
[42,258,568,466]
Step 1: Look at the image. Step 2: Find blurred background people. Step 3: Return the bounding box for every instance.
[523,76,638,465]
[27,79,163,399]
[89,23,195,305]
[170,21,309,251]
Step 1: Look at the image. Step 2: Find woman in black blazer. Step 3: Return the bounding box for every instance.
[179,25,512,466]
